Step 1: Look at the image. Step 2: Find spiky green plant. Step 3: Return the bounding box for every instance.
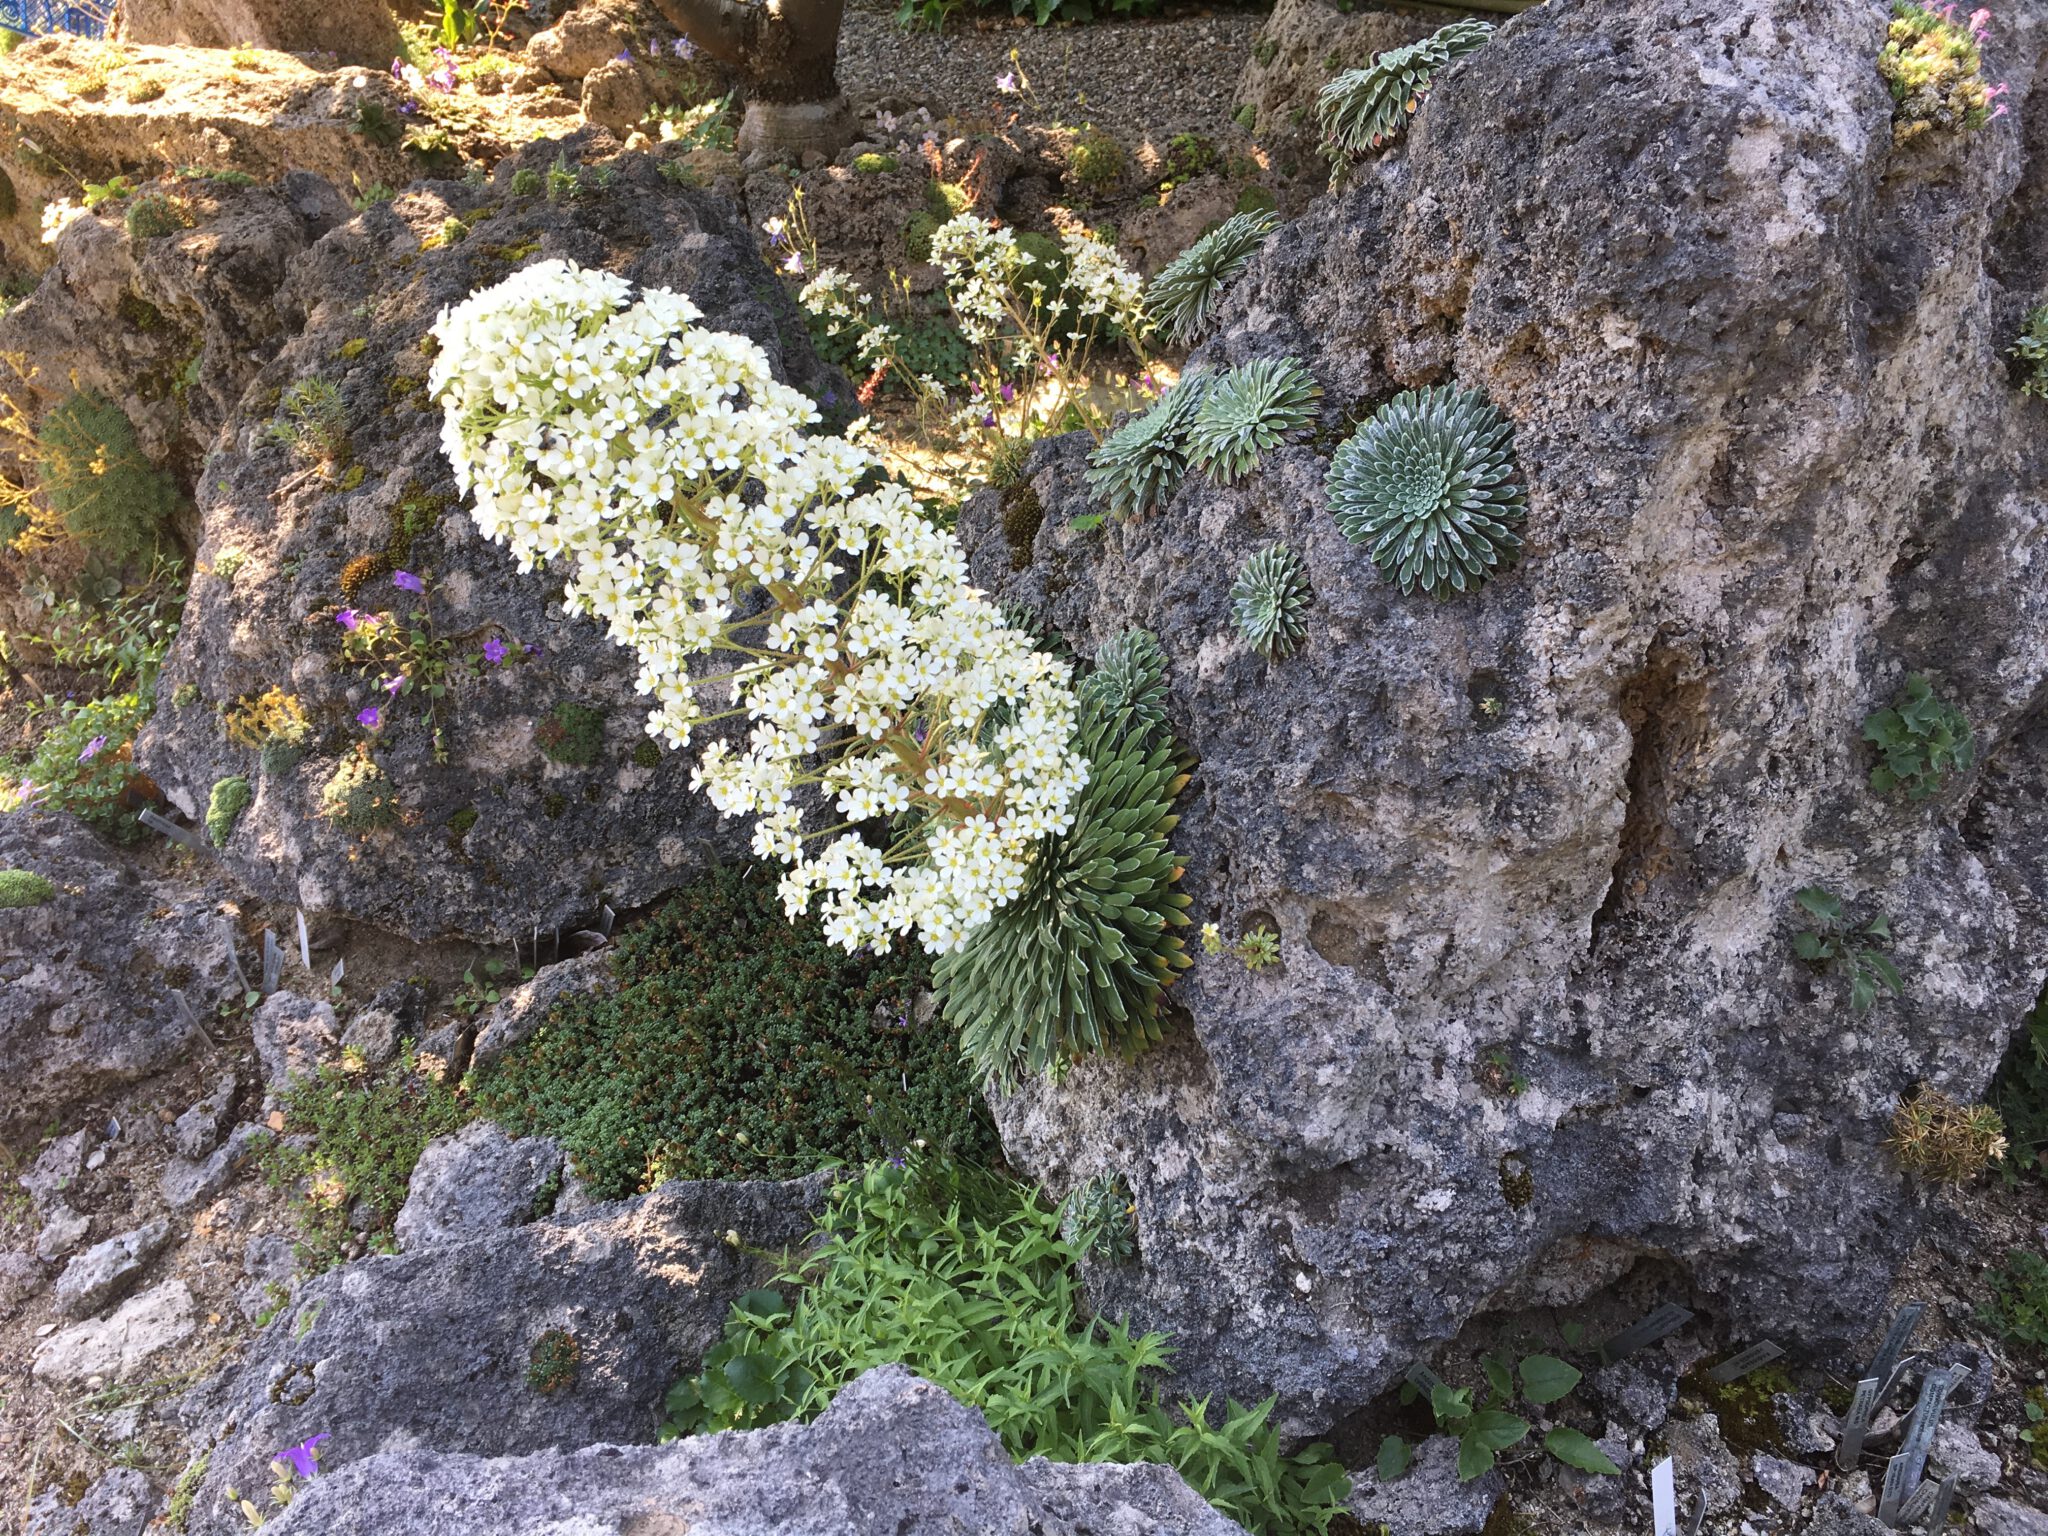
[1231,544,1312,660]
[934,632,1191,1084]
[1076,628,1168,736]
[1060,1173,1139,1264]
[1327,384,1525,596]
[1186,357,1321,485]
[1317,19,1493,160]
[1083,372,1210,520]
[1143,210,1281,347]
[36,391,183,564]
[267,377,350,465]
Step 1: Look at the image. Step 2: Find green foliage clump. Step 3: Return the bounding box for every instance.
[1143,210,1280,347]
[536,701,606,766]
[526,1328,582,1393]
[1983,1249,2048,1351]
[902,210,941,262]
[851,152,899,174]
[1160,132,1219,187]
[1083,372,1209,520]
[665,1160,1348,1535]
[350,97,404,148]
[1791,886,1903,1014]
[1075,627,1169,738]
[318,751,401,833]
[509,166,543,198]
[1066,127,1127,197]
[1879,1,2001,144]
[36,391,182,565]
[1327,384,1525,597]
[205,775,252,846]
[1186,357,1322,485]
[124,193,190,241]
[935,632,1191,1084]
[0,869,56,908]
[2015,303,2048,397]
[1059,1172,1137,1263]
[257,1053,470,1270]
[7,691,152,838]
[1231,544,1312,660]
[1317,19,1493,161]
[473,864,998,1199]
[1382,1353,1618,1486]
[267,378,350,465]
[1992,989,2048,1183]
[1863,673,1973,799]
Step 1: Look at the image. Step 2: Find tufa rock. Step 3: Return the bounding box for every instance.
[260,1364,1249,1536]
[173,1074,240,1161]
[1751,1452,1815,1513]
[33,1202,92,1261]
[161,1123,267,1211]
[252,991,340,1091]
[961,0,2048,1427]
[113,0,405,68]
[32,1279,197,1386]
[137,136,842,945]
[25,1466,157,1536]
[394,1119,565,1248]
[1974,1499,2048,1536]
[1232,0,1461,163]
[1346,1432,1502,1536]
[173,1174,828,1535]
[1929,1419,2003,1495]
[53,1219,177,1320]
[20,1129,89,1211]
[0,1250,46,1318]
[469,951,612,1071]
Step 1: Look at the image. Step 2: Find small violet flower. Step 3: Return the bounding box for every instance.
[77,734,107,763]
[383,675,404,697]
[392,570,425,594]
[276,1434,329,1480]
[996,72,1017,93]
[335,608,359,630]
[482,635,508,665]
[998,382,1015,403]
[673,36,696,60]
[356,706,382,730]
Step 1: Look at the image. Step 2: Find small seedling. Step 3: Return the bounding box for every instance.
[1792,886,1904,1013]
[1863,674,1973,799]
[1385,1352,1618,1483]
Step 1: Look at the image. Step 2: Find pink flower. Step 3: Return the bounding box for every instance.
[999,382,1016,403]
[383,675,404,697]
[996,72,1017,93]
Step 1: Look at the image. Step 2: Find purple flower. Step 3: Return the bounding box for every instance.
[390,57,406,82]
[357,706,382,730]
[428,62,458,93]
[392,570,425,594]
[781,251,805,276]
[615,48,631,62]
[77,734,107,763]
[276,1434,329,1480]
[336,608,359,630]
[15,776,44,805]
[482,635,508,665]
[383,675,404,697]
[996,72,1017,93]
[998,382,1015,403]
[979,412,996,428]
[523,642,541,657]
[672,36,696,60]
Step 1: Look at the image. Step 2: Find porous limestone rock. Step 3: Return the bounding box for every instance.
[251,991,339,1091]
[137,134,841,944]
[53,1219,176,1319]
[1975,1498,2048,1536]
[259,1364,1249,1536]
[1346,1432,1502,1535]
[32,1279,197,1386]
[25,1466,157,1536]
[0,812,238,1147]
[174,1174,827,1535]
[113,0,404,67]
[394,1118,564,1247]
[960,0,2048,1430]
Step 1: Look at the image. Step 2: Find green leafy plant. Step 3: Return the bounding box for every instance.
[266,378,350,467]
[1,690,153,838]
[536,701,606,766]
[1075,627,1169,737]
[1202,922,1281,972]
[851,151,899,174]
[1888,1085,2006,1183]
[1983,1249,2048,1351]
[509,166,543,198]
[665,1160,1348,1535]
[350,97,404,148]
[1186,357,1321,485]
[1879,1,2004,144]
[935,632,1191,1084]
[1992,989,2048,1183]
[82,174,137,209]
[256,1051,470,1270]
[1143,211,1280,347]
[1384,1352,1618,1484]
[1863,673,1974,799]
[1066,126,1127,196]
[0,869,56,908]
[35,390,183,565]
[1083,372,1210,520]
[2015,303,2048,397]
[1230,544,1312,659]
[1160,131,1219,188]
[526,1328,582,1392]
[1060,1172,1138,1263]
[206,775,252,846]
[2021,1387,2048,1468]
[1317,19,1493,164]
[318,750,402,833]
[545,153,582,204]
[1327,385,1525,597]
[1791,886,1903,1014]
[473,863,997,1199]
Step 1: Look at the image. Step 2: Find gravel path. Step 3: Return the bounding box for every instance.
[837,4,1267,148]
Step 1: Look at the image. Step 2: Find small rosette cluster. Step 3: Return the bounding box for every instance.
[1083,372,1211,521]
[430,259,1089,956]
[1186,357,1322,484]
[1230,544,1312,659]
[1142,210,1280,347]
[1327,385,1525,596]
[1317,18,1493,160]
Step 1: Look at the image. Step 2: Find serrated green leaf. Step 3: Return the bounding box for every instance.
[1467,1408,1529,1452]
[1455,1430,1497,1482]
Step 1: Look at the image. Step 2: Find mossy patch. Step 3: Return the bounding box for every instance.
[205,775,251,846]
[537,701,606,767]
[1677,1360,1793,1457]
[0,868,56,908]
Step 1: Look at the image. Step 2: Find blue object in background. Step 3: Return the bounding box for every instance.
[0,0,113,40]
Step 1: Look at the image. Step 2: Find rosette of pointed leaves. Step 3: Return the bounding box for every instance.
[1317,19,1493,159]
[1076,628,1168,736]
[935,631,1191,1085]
[1186,357,1322,485]
[1327,385,1525,596]
[1083,371,1210,520]
[1142,210,1282,347]
[1231,544,1312,659]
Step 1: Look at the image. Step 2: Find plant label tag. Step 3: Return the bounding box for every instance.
[1403,1362,1446,1397]
[1651,1457,1677,1536]
[1708,1341,1783,1382]
[1877,1453,1913,1525]
[1837,1377,1881,1472]
[1867,1302,1923,1396]
[1896,1362,1968,1490]
[1897,1477,1941,1525]
[1925,1474,1957,1530]
[1600,1303,1693,1365]
[297,908,312,973]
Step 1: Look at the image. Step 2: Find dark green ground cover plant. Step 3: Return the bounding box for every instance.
[1992,988,2048,1183]
[1379,1352,1619,1484]
[1863,673,1973,799]
[474,863,997,1197]
[1984,1249,2048,1351]
[665,1159,1349,1534]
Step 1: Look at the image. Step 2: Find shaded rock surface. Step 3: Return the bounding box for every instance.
[1233,0,1460,165]
[137,137,840,944]
[1346,1432,1502,1535]
[262,1364,1249,1536]
[53,1218,176,1319]
[251,990,339,1091]
[0,811,238,1146]
[174,1174,826,1535]
[25,1466,157,1536]
[961,0,2048,1428]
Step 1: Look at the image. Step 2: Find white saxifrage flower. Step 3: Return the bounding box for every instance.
[429,259,1089,956]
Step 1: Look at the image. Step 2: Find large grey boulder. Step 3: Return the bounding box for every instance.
[261,1364,1249,1536]
[138,135,840,944]
[0,812,240,1147]
[174,1174,826,1536]
[960,0,2048,1429]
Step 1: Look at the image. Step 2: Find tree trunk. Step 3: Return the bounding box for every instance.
[650,0,853,162]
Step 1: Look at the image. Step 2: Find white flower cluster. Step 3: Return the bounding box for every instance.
[429,259,1089,955]
[928,214,1020,343]
[1058,228,1145,334]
